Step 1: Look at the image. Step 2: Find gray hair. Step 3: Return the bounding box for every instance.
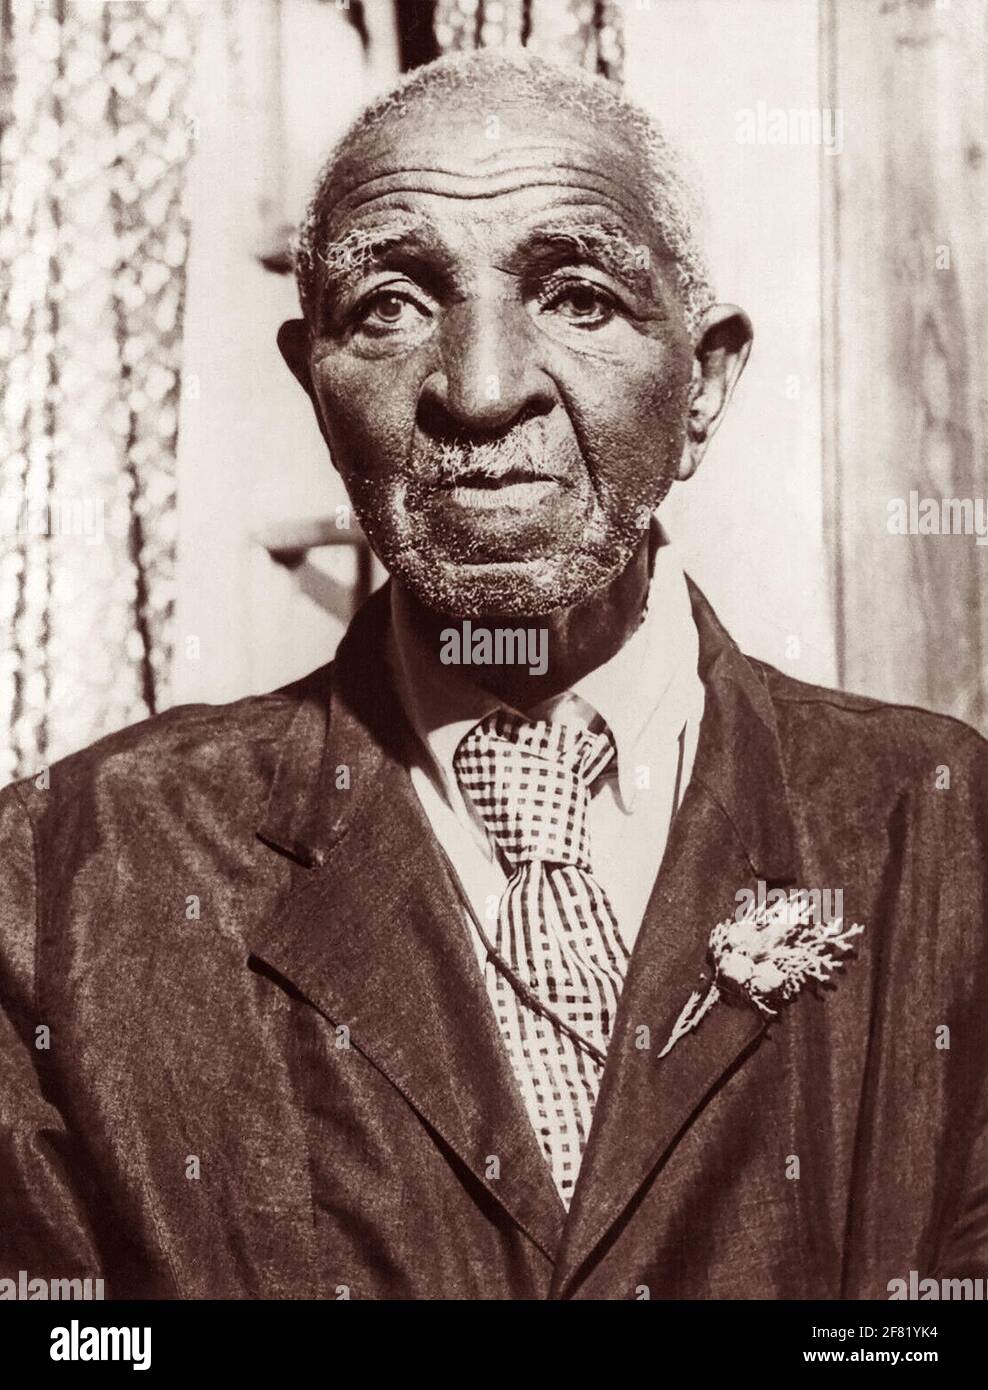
[294,49,714,334]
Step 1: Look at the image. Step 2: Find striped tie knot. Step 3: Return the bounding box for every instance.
[453,708,615,870]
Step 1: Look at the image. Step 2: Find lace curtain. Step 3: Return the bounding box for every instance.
[0,0,195,782]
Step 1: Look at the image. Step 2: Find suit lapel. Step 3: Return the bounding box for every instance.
[248,588,566,1261]
[551,587,805,1296]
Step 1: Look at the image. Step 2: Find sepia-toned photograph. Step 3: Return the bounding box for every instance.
[1,0,985,1347]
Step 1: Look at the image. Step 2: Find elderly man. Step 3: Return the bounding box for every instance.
[1,51,985,1302]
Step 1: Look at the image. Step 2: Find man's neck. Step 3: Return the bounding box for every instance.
[398,535,653,711]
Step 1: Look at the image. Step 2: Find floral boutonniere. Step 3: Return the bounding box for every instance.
[658,892,865,1059]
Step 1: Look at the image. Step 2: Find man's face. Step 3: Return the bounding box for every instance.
[299,100,695,618]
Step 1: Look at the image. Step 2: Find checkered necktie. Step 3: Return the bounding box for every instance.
[453,708,630,1204]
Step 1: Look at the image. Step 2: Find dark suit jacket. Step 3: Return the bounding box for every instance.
[1,584,985,1299]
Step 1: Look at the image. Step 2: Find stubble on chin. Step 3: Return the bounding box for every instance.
[356,498,656,619]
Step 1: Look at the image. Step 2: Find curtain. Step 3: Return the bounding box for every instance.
[0,0,196,782]
[432,0,624,77]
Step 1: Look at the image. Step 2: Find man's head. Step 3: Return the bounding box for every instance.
[280,50,751,619]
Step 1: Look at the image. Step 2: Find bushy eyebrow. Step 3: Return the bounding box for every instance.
[318,215,428,274]
[515,221,659,298]
[308,214,431,315]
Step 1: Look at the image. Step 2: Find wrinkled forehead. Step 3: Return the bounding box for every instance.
[322,99,658,246]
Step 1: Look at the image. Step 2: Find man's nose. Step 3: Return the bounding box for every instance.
[419,299,554,434]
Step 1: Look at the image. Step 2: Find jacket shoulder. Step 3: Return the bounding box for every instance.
[754,659,987,787]
[7,662,337,829]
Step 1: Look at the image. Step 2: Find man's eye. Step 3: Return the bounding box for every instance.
[355,290,429,332]
[541,281,617,326]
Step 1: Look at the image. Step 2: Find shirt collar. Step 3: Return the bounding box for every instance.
[386,523,700,814]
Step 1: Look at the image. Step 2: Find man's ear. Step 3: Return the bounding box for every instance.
[278,317,338,458]
[277,318,314,397]
[678,304,753,480]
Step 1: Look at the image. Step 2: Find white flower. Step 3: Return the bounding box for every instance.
[658,892,865,1058]
[718,950,754,987]
[750,960,786,993]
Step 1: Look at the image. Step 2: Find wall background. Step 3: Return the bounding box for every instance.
[2,0,985,783]
[626,0,832,686]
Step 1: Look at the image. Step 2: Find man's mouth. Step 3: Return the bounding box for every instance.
[411,416,586,539]
[444,475,565,509]
[445,466,555,489]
